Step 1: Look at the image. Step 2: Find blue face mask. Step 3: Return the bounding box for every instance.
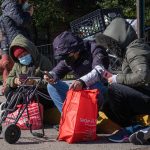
[19,54,32,66]
[22,2,30,12]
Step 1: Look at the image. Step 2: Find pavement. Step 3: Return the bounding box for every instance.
[0,128,149,150]
[0,86,149,150]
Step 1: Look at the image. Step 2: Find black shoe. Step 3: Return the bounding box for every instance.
[53,125,59,131]
[129,127,150,145]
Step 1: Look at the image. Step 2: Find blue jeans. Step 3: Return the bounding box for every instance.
[47,80,107,112]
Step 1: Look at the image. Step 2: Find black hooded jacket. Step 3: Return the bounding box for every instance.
[1,0,32,53]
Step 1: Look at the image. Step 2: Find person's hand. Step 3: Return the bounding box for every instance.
[14,77,22,86]
[69,80,84,91]
[43,71,55,84]
[28,5,34,16]
[108,75,117,84]
[108,77,113,84]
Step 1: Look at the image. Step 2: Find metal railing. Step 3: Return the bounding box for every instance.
[36,43,122,74]
[145,0,150,23]
[37,44,75,80]
[37,44,56,67]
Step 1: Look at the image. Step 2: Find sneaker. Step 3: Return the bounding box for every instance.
[129,126,150,145]
[108,124,144,143]
[108,128,130,143]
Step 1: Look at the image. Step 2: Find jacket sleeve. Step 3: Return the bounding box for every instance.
[91,44,109,69]
[0,19,9,50]
[4,3,31,27]
[0,35,9,52]
[80,65,102,87]
[51,61,72,80]
[6,63,18,88]
[79,43,109,87]
[116,48,150,86]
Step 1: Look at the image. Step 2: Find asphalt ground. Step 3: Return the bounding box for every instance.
[0,86,149,150]
[0,127,150,150]
[0,127,149,150]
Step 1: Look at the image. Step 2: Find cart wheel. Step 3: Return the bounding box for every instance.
[0,102,6,111]
[3,124,21,144]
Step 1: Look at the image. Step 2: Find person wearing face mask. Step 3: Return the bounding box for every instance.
[0,0,34,94]
[4,34,53,109]
[44,31,109,113]
[95,18,150,143]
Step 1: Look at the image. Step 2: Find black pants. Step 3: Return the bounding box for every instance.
[4,87,54,110]
[102,83,150,127]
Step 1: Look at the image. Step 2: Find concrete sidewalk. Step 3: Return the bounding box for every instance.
[0,128,149,150]
[0,86,149,150]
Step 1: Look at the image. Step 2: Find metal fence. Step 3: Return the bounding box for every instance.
[145,0,150,23]
[37,44,56,67]
[37,44,75,79]
[145,0,150,43]
[37,4,150,74]
[36,42,122,74]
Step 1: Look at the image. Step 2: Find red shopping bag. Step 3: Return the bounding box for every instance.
[58,89,99,143]
[5,102,43,130]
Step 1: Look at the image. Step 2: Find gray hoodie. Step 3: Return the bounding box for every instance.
[84,18,150,90]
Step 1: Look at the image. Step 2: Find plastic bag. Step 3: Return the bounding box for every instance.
[58,89,99,143]
[5,102,43,130]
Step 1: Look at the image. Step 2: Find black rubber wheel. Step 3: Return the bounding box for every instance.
[3,124,21,144]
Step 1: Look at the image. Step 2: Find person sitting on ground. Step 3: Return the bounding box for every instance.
[44,31,109,113]
[94,17,150,143]
[0,0,33,94]
[4,34,53,110]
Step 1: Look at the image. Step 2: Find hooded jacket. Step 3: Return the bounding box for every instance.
[6,34,52,88]
[50,31,109,87]
[50,40,109,87]
[117,39,150,88]
[96,17,150,90]
[1,0,32,51]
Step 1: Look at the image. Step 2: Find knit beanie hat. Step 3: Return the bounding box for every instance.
[13,46,27,58]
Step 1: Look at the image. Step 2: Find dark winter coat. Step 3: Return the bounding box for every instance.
[1,0,32,52]
[52,41,109,80]
[117,39,150,91]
